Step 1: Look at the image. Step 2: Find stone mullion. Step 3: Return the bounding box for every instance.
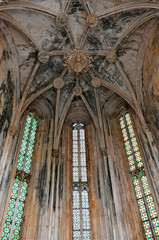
[78,127,83,240]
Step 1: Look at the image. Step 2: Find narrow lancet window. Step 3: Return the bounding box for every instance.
[72,123,91,240]
[2,114,38,240]
[119,112,159,239]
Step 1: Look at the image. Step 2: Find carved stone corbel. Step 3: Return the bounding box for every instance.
[101,148,108,157]
[52,149,59,158]
[0,0,9,5]
[9,125,17,137]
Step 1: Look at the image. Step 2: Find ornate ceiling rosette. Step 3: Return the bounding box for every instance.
[64,49,92,74]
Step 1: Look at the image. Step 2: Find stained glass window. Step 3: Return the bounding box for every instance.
[2,114,38,240]
[119,112,159,239]
[72,123,91,239]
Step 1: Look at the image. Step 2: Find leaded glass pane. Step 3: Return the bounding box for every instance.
[73,230,81,239]
[128,155,136,171]
[125,113,132,125]
[2,222,12,240]
[73,167,79,182]
[12,182,28,240]
[121,128,128,141]
[81,167,87,182]
[82,209,90,229]
[82,190,89,209]
[119,113,159,239]
[73,210,81,230]
[127,125,135,138]
[17,115,32,170]
[137,199,149,221]
[119,117,125,129]
[83,231,91,239]
[142,221,153,239]
[141,176,151,196]
[72,123,91,239]
[152,218,159,237]
[24,118,38,173]
[73,141,78,152]
[124,140,132,156]
[80,153,86,167]
[73,129,78,140]
[135,151,143,168]
[80,140,86,152]
[2,179,20,240]
[131,137,139,152]
[73,190,80,209]
[73,153,79,167]
[80,129,85,140]
[146,196,158,219]
[2,115,38,240]
[133,178,142,199]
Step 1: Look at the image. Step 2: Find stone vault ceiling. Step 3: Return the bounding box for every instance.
[0,0,159,147]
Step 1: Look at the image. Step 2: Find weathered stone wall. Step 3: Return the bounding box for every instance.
[0,29,15,160]
[143,23,159,148]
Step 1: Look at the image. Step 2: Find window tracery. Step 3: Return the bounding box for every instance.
[72,123,91,240]
[2,114,38,240]
[119,112,159,239]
